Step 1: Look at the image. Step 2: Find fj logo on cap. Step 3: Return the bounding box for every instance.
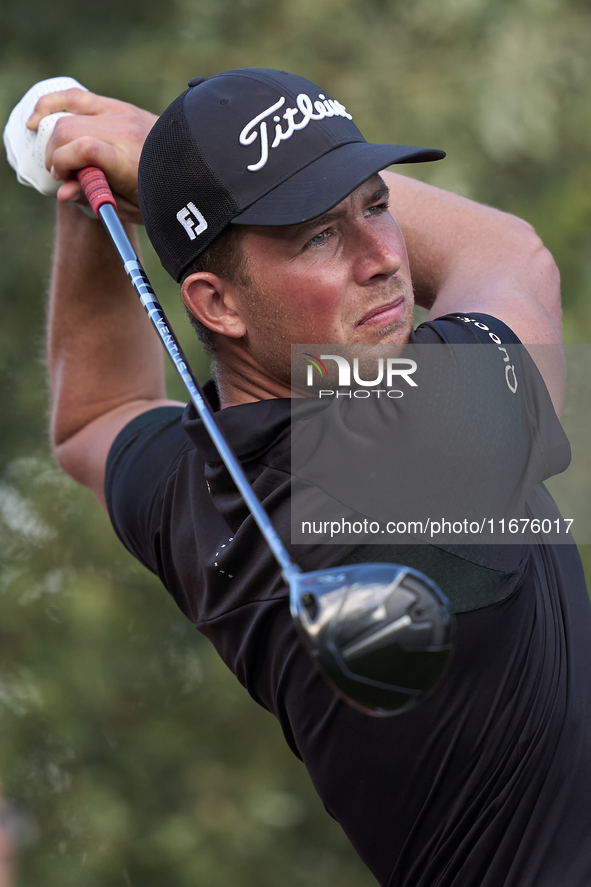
[239,92,353,172]
[176,202,208,240]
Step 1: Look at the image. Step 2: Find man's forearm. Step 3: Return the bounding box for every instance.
[383,170,564,412]
[383,171,561,340]
[48,204,167,448]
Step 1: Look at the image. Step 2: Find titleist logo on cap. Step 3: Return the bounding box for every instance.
[239,92,353,172]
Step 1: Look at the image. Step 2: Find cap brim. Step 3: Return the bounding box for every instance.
[231,142,445,226]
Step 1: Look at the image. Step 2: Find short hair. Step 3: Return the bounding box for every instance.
[181,225,249,356]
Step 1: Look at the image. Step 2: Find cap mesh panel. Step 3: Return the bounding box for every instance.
[138,91,239,282]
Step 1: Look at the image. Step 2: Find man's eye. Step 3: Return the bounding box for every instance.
[306,231,328,247]
[365,201,389,216]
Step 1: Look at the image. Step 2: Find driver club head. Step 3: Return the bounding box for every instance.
[290,563,455,717]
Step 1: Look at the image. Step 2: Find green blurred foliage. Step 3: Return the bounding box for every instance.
[0,458,373,886]
[0,0,590,884]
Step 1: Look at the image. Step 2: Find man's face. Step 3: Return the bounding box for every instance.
[233,175,415,381]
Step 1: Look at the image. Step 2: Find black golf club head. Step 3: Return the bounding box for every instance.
[290,563,454,717]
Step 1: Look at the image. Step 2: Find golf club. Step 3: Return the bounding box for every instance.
[75,166,455,717]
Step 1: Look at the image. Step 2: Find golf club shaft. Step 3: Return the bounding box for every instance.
[76,168,299,584]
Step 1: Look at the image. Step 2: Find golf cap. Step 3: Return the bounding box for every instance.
[138,68,445,282]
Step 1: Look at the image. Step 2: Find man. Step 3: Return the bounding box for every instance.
[25,69,591,885]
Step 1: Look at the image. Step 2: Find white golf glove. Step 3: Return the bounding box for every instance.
[3,76,88,196]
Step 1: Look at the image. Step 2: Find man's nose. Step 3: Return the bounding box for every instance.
[353,224,402,285]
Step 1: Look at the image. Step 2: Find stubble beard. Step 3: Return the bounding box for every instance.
[236,271,416,391]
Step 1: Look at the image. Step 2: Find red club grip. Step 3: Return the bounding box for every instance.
[76,167,117,215]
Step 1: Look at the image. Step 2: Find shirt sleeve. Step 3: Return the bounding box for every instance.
[104,405,188,573]
[416,312,570,484]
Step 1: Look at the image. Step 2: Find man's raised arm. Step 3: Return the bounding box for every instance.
[31,91,184,510]
[382,169,564,411]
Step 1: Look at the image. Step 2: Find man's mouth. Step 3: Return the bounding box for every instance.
[356,296,406,328]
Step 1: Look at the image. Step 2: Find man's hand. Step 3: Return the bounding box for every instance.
[27,89,157,224]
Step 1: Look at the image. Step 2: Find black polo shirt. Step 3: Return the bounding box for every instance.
[105,315,591,886]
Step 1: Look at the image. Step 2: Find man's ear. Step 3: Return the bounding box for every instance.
[181,272,247,338]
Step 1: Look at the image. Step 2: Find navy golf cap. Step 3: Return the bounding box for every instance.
[138,68,445,282]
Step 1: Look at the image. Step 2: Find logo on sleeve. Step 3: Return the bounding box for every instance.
[455,316,518,393]
[176,202,208,240]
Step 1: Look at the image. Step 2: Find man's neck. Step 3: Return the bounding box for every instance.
[213,342,293,408]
